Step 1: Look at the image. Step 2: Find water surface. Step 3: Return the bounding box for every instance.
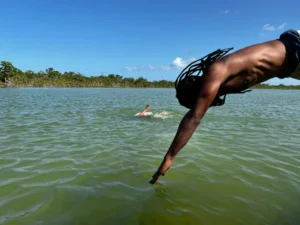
[1,88,300,225]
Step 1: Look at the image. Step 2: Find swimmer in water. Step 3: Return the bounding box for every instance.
[138,104,150,116]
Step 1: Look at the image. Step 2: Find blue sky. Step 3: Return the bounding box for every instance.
[1,0,299,85]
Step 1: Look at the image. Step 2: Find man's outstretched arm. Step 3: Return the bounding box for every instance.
[149,64,226,184]
[149,45,255,184]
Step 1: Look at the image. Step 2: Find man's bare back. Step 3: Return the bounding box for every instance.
[217,40,289,95]
[150,29,300,184]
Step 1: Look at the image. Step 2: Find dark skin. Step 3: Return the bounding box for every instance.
[149,39,296,184]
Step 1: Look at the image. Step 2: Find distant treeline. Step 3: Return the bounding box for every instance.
[252,83,300,89]
[0,61,173,88]
[1,60,300,89]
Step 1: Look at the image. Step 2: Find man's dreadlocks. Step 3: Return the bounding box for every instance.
[175,47,251,109]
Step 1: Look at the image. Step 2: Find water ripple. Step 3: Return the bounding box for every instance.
[1,88,300,225]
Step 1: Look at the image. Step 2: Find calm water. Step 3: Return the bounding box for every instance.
[1,88,300,225]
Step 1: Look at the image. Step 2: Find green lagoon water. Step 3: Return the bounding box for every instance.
[1,88,300,225]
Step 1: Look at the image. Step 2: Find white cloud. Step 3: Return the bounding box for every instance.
[160,65,172,71]
[124,57,196,72]
[124,66,137,72]
[263,23,286,31]
[171,57,196,69]
[222,10,239,14]
[124,65,154,72]
[148,65,155,70]
[278,23,286,29]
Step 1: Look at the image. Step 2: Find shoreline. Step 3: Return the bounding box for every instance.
[1,60,300,90]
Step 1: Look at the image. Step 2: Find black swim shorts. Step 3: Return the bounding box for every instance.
[278,29,300,78]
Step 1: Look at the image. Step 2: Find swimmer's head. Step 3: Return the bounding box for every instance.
[175,76,225,109]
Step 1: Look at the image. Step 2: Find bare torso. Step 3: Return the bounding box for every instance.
[217,40,292,96]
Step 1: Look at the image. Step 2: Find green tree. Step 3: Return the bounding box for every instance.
[0,61,19,82]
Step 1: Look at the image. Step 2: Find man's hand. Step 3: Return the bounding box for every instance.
[149,156,173,184]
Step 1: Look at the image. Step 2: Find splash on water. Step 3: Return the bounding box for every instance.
[135,112,153,117]
[134,111,171,119]
[153,111,170,119]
